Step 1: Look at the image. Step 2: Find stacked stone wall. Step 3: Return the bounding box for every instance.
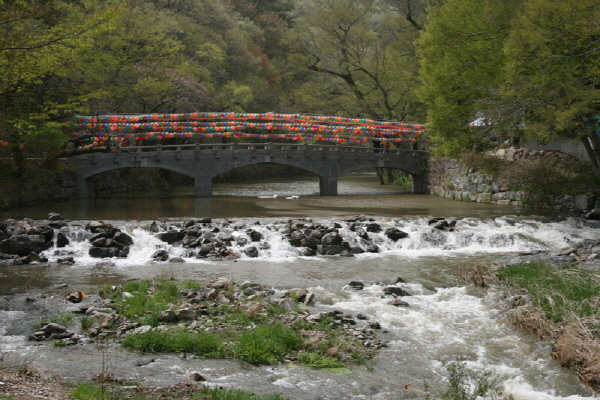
[429,148,599,213]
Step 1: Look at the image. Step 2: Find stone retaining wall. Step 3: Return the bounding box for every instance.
[428,148,598,212]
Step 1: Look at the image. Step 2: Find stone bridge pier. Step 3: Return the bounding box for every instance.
[69,144,428,198]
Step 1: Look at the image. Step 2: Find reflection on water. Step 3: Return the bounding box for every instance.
[0,172,563,220]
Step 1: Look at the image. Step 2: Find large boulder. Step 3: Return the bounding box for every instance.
[383,286,411,297]
[113,231,134,246]
[0,234,49,256]
[157,231,185,244]
[89,246,124,258]
[244,246,259,258]
[321,232,343,246]
[384,228,409,241]
[56,232,70,248]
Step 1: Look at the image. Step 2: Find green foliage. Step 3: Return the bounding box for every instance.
[100,279,185,324]
[71,382,108,400]
[298,352,343,369]
[460,153,508,178]
[80,317,93,331]
[417,0,514,157]
[502,0,600,143]
[287,0,424,120]
[48,313,74,327]
[393,174,413,189]
[437,357,510,400]
[233,324,303,365]
[498,159,600,198]
[121,329,224,357]
[496,263,600,323]
[197,386,288,400]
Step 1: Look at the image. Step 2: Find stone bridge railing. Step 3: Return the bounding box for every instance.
[69,143,428,198]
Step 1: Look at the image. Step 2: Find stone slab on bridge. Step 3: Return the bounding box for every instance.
[69,143,428,198]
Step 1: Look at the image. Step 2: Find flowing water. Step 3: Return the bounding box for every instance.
[1,172,599,399]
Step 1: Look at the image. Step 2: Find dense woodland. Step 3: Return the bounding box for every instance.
[1,0,600,195]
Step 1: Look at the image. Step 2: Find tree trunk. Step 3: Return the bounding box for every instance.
[581,135,600,178]
[375,168,385,184]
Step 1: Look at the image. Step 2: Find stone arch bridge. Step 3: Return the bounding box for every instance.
[69,143,428,198]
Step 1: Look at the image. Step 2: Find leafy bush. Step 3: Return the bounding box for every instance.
[435,357,509,400]
[460,152,508,177]
[498,159,600,198]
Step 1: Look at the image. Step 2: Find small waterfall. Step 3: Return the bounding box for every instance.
[42,216,600,267]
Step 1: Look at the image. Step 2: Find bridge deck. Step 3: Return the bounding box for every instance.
[69,143,428,198]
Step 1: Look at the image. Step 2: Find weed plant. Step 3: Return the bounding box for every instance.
[495,263,600,323]
[430,357,511,400]
[48,313,74,327]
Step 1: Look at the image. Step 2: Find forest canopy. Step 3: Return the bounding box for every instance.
[0,0,599,179]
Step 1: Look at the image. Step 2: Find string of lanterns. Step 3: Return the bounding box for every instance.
[73,112,430,146]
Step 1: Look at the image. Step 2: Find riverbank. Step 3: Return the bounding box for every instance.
[489,245,600,391]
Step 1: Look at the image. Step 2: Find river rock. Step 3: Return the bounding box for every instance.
[93,312,118,329]
[0,234,49,256]
[86,220,108,233]
[278,297,296,311]
[42,323,67,335]
[158,309,178,322]
[175,308,197,321]
[321,232,343,246]
[348,281,365,290]
[151,250,169,262]
[586,209,600,220]
[366,223,382,233]
[249,230,262,241]
[244,246,259,258]
[383,286,411,297]
[300,236,320,250]
[56,232,70,247]
[47,212,64,221]
[157,230,185,244]
[384,227,408,241]
[113,231,134,246]
[89,246,125,258]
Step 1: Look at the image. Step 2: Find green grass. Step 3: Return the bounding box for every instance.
[71,382,289,400]
[197,386,288,400]
[100,279,191,326]
[71,382,109,400]
[48,313,74,327]
[393,174,413,189]
[298,352,343,369]
[99,278,374,369]
[495,263,600,323]
[233,324,303,365]
[121,329,224,357]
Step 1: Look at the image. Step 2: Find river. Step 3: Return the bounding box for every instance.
[1,172,599,399]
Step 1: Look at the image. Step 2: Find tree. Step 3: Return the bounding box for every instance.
[0,0,121,196]
[416,0,516,157]
[502,0,600,177]
[288,0,423,121]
